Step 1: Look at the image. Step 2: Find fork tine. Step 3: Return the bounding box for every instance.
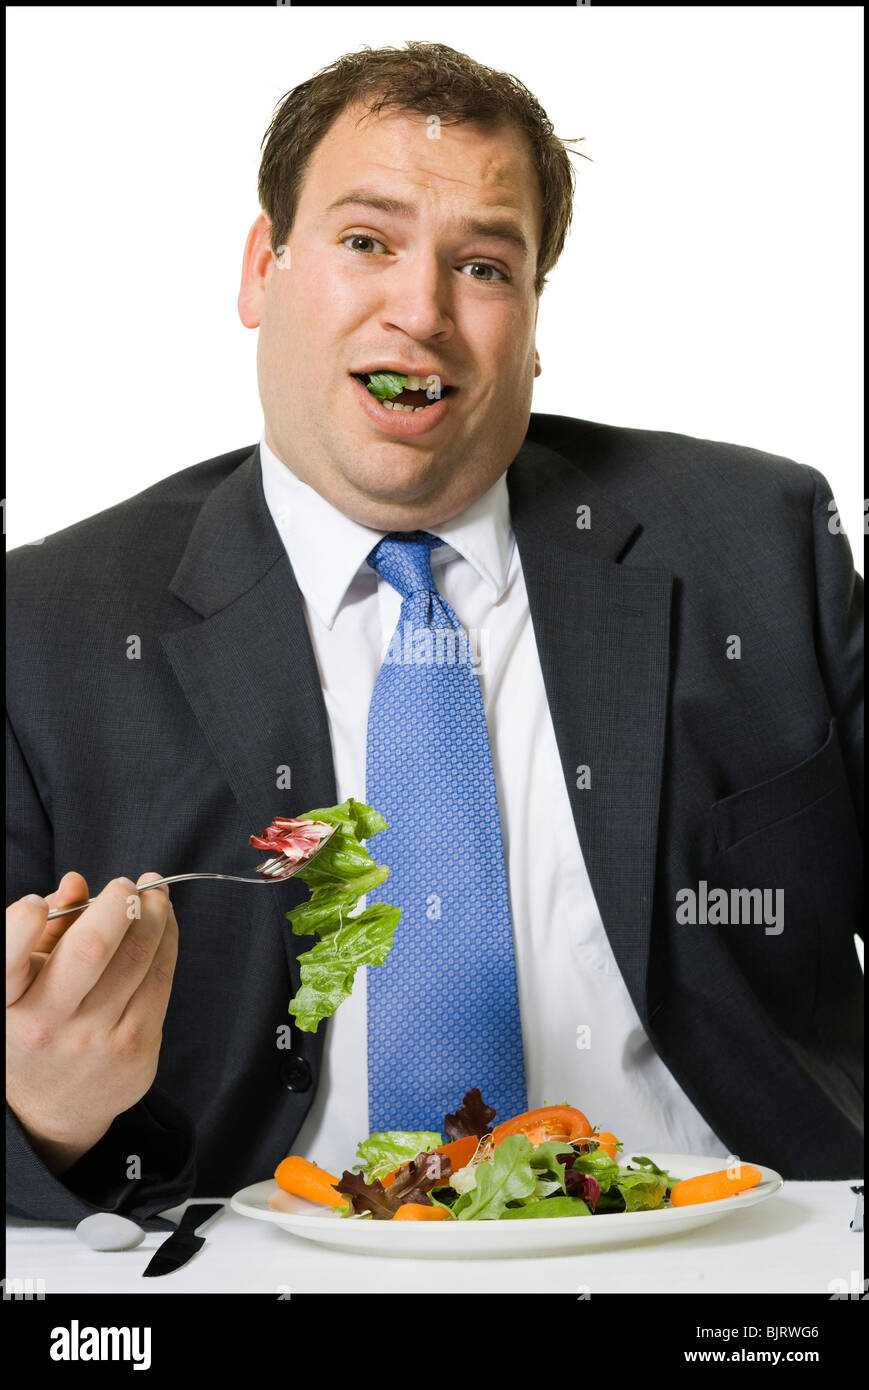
[256,856,288,876]
[257,851,306,879]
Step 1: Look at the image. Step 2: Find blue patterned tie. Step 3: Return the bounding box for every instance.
[365,531,528,1132]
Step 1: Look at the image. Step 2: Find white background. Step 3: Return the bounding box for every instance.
[5,5,864,570]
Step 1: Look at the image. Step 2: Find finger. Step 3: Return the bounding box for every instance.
[33,877,143,1018]
[5,894,51,1005]
[33,871,91,954]
[114,896,179,1038]
[78,872,173,1025]
[44,870,90,911]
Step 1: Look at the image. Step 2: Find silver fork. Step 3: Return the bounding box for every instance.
[44,825,337,920]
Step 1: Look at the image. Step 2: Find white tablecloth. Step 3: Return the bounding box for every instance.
[5,1182,863,1294]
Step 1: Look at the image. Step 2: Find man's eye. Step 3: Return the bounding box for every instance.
[462,262,507,283]
[340,236,508,282]
[342,234,384,255]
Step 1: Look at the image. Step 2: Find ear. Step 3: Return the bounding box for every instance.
[533,301,542,378]
[238,213,277,328]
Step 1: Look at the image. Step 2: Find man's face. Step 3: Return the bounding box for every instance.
[239,101,542,530]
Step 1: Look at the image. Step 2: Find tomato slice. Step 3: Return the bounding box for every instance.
[492,1105,593,1148]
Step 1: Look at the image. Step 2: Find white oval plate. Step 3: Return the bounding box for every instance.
[230,1153,783,1259]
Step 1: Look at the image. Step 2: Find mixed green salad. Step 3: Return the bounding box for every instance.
[272,1087,768,1221]
[279,1089,682,1221]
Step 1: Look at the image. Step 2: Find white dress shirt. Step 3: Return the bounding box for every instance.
[259,433,729,1172]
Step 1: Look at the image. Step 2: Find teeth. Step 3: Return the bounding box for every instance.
[380,399,437,413]
[411,376,446,395]
[354,373,449,413]
[362,373,445,394]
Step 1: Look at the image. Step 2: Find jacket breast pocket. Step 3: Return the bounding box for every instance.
[707,718,862,1031]
[711,718,848,853]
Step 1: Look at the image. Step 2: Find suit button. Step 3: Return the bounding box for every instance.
[281,1054,312,1092]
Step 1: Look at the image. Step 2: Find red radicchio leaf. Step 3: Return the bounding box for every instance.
[332,1171,395,1221]
[561,1156,601,1213]
[249,816,333,864]
[443,1087,497,1141]
[335,1151,453,1220]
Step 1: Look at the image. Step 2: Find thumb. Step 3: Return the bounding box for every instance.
[33,871,91,954]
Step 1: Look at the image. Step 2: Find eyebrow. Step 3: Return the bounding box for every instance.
[322,188,531,261]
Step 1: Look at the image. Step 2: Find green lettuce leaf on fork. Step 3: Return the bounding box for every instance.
[283,798,401,1032]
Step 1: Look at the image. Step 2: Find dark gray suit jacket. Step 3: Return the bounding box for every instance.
[7,415,863,1228]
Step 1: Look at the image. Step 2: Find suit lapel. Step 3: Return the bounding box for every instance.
[159,445,338,993]
[160,434,673,1029]
[508,438,674,1021]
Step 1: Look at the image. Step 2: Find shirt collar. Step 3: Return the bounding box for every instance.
[258,433,514,629]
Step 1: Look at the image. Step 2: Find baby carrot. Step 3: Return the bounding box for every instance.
[669,1164,763,1207]
[274,1155,347,1208]
[392,1203,450,1221]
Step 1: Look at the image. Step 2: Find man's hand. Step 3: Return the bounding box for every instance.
[6,870,178,1175]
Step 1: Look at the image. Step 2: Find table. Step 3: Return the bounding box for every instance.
[5,1181,863,1294]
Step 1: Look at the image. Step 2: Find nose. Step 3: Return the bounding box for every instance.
[375,250,455,344]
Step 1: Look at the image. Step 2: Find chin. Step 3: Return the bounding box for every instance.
[343,460,448,506]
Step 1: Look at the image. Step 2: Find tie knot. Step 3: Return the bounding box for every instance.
[366,531,445,600]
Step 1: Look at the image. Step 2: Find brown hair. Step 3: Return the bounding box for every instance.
[257,41,591,299]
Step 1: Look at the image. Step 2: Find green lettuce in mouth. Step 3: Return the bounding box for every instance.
[282,798,401,1032]
[359,371,408,401]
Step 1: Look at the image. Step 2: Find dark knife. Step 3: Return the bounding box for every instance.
[142,1203,224,1277]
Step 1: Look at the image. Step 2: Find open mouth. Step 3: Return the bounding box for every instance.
[350,372,454,413]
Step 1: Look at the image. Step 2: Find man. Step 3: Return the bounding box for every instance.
[7,43,862,1230]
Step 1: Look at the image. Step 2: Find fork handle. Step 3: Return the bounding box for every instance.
[44,873,275,920]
